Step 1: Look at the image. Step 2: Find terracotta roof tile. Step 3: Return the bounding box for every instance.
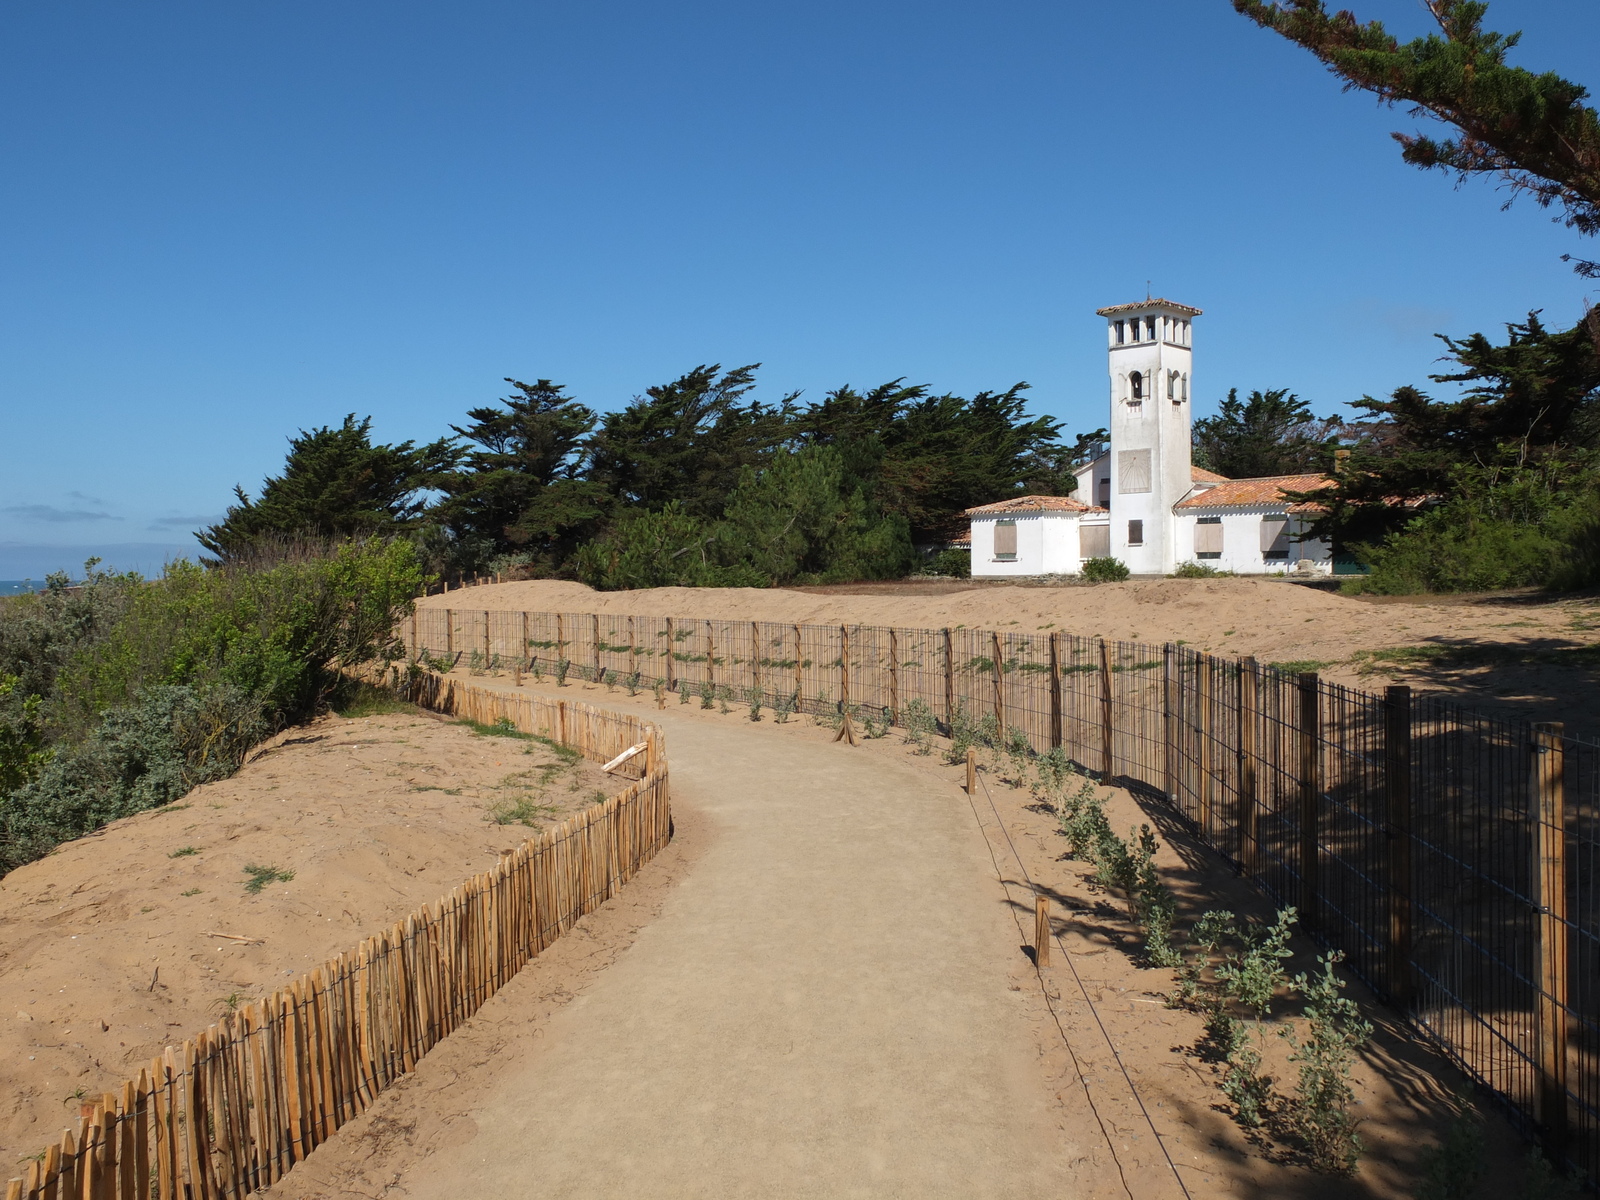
[1095,298,1203,317]
[1191,466,1229,483]
[1175,473,1333,511]
[964,494,1092,516]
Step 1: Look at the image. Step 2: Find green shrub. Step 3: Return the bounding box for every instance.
[2,684,267,872]
[1282,951,1371,1175]
[902,698,936,754]
[0,676,50,792]
[923,548,971,578]
[1081,556,1130,583]
[1171,560,1229,578]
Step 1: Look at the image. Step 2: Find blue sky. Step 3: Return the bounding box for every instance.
[2,0,1597,578]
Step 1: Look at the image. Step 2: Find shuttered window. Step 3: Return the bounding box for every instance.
[994,520,1017,561]
[1080,523,1110,558]
[1194,516,1223,558]
[1118,449,1152,493]
[1260,514,1290,558]
[1127,519,1143,546]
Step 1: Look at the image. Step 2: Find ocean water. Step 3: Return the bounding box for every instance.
[0,580,46,596]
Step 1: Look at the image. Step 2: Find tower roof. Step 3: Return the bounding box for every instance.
[1095,298,1202,317]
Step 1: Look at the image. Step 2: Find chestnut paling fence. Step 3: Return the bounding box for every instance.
[6,680,669,1200]
[413,605,1599,1178]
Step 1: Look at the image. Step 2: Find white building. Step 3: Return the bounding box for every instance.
[967,299,1334,577]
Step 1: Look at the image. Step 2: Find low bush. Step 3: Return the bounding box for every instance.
[1171,560,1230,578]
[1081,556,1131,583]
[0,539,425,875]
[922,548,971,578]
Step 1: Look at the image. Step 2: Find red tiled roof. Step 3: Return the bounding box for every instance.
[1095,298,1203,317]
[948,529,972,546]
[964,495,1093,516]
[1191,466,1229,483]
[1175,474,1333,512]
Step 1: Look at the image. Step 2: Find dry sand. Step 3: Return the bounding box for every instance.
[421,578,1600,736]
[0,704,608,1164]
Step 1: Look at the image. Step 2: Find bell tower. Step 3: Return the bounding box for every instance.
[1095,298,1202,574]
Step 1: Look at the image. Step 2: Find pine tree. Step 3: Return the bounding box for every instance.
[1233,1,1600,271]
[198,416,456,562]
[431,379,608,572]
[1192,388,1337,479]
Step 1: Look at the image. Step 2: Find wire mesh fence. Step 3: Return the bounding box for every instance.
[412,604,1598,1179]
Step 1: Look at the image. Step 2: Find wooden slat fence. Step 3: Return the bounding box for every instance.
[412,606,1599,1180]
[5,680,669,1200]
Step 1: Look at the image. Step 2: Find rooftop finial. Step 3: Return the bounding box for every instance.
[1146,280,1151,300]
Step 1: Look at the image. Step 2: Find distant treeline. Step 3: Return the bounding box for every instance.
[199,367,1106,589]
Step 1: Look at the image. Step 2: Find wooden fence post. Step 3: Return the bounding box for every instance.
[1034,894,1051,967]
[706,621,716,692]
[888,628,899,724]
[521,611,530,667]
[967,747,977,795]
[1383,685,1414,1007]
[592,614,602,682]
[943,628,956,730]
[1532,721,1569,1148]
[1163,644,1178,802]
[1098,638,1114,781]
[630,616,639,684]
[751,620,762,701]
[483,611,491,666]
[1048,633,1063,750]
[840,624,851,710]
[665,617,676,690]
[1198,656,1214,835]
[793,624,803,710]
[445,609,454,659]
[990,631,1006,732]
[1298,672,1322,928]
[409,611,418,661]
[556,613,565,670]
[1237,658,1260,877]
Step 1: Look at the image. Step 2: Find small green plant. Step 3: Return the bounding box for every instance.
[180,887,202,897]
[743,685,764,721]
[626,671,640,697]
[699,680,715,710]
[860,707,890,738]
[902,698,935,754]
[774,691,796,723]
[1033,747,1073,798]
[554,658,571,686]
[652,679,665,706]
[216,991,247,1015]
[242,864,295,894]
[678,680,691,705]
[946,702,978,764]
[530,657,544,682]
[1081,556,1131,583]
[1002,725,1032,785]
[716,685,732,715]
[467,648,486,676]
[1171,560,1229,578]
[1281,950,1371,1175]
[485,796,557,827]
[1516,1148,1582,1199]
[1415,1095,1486,1200]
[168,845,199,858]
[602,669,616,692]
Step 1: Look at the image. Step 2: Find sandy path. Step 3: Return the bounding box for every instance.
[283,688,1091,1199]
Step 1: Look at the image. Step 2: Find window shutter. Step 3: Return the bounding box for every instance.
[1194,518,1223,555]
[994,520,1017,559]
[1260,514,1290,554]
[1118,449,1152,493]
[1127,520,1143,546]
[1080,524,1110,558]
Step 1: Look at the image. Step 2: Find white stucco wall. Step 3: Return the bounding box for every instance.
[970,514,1083,577]
[1174,510,1331,576]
